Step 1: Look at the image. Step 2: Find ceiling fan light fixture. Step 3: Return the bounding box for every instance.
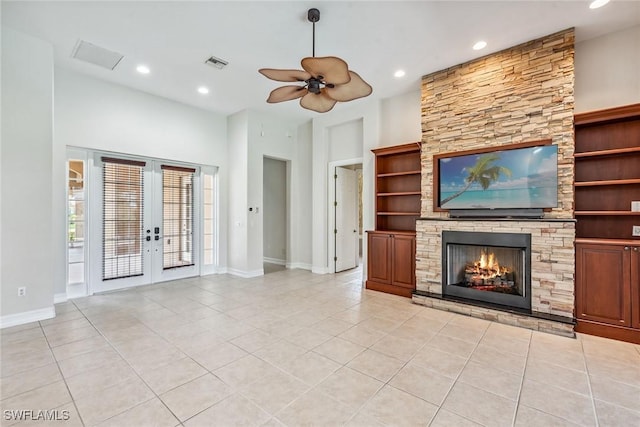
[259,8,372,113]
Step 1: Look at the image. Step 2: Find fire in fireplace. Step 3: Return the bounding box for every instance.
[442,231,531,310]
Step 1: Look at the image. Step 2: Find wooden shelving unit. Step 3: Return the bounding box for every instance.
[574,103,640,344]
[366,142,421,298]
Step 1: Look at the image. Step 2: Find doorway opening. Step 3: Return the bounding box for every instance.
[330,160,363,273]
[263,157,288,274]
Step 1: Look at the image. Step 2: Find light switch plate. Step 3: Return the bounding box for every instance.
[632,201,640,212]
[633,225,640,237]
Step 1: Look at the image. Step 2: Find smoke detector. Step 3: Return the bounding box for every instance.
[72,40,123,70]
[205,55,228,70]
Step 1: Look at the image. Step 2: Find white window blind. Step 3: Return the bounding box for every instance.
[102,157,145,280]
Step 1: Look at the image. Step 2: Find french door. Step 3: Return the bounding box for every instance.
[92,154,200,292]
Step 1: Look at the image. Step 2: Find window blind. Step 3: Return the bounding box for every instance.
[102,157,145,280]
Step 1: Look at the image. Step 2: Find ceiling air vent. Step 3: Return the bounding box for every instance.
[71,40,124,70]
[205,55,228,70]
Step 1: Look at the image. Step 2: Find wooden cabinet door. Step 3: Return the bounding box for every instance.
[391,234,415,289]
[632,247,640,329]
[367,232,391,284]
[576,243,632,327]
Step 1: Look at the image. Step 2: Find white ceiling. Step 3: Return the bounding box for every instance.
[3,1,639,121]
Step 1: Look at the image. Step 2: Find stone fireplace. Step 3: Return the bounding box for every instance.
[413,28,576,337]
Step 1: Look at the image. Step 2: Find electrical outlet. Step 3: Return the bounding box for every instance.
[18,287,26,297]
[633,225,640,237]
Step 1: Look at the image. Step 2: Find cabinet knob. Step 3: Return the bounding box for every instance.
[624,247,630,251]
[634,247,638,252]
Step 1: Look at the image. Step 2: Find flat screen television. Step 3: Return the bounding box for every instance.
[435,141,558,211]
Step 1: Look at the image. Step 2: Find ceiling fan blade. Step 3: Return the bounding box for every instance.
[301,57,350,85]
[259,68,311,82]
[300,90,337,113]
[324,71,373,102]
[266,85,308,103]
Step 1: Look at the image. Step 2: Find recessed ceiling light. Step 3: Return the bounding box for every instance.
[136,65,150,74]
[473,41,487,51]
[197,86,209,95]
[394,70,406,78]
[589,0,610,9]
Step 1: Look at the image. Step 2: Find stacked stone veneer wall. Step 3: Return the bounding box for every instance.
[416,220,575,319]
[415,29,576,325]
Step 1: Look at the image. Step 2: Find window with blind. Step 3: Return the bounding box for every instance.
[162,165,195,269]
[102,157,145,280]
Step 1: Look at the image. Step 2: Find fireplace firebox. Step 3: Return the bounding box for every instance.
[442,231,531,310]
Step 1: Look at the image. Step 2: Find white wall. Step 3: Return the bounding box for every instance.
[1,28,55,325]
[575,25,640,113]
[328,119,364,162]
[226,111,249,274]
[294,121,313,269]
[380,90,422,145]
[263,157,287,262]
[54,67,230,289]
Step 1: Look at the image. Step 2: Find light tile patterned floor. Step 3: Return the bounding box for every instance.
[1,267,639,426]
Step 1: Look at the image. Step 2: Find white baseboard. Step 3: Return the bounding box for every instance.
[264,257,286,266]
[54,293,68,304]
[311,266,330,274]
[286,262,312,271]
[227,268,264,278]
[1,306,55,329]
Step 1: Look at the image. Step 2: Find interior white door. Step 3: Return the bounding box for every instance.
[335,166,359,272]
[93,155,200,293]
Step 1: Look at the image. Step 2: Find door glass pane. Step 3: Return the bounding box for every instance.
[203,173,215,265]
[68,159,85,284]
[103,162,144,279]
[162,168,195,269]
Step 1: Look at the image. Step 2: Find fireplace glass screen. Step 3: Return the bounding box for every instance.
[446,244,525,297]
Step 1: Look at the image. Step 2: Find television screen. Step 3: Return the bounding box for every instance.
[437,144,558,210]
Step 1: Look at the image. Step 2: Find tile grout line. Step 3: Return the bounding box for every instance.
[581,336,601,427]
[510,329,533,426]
[39,304,87,427]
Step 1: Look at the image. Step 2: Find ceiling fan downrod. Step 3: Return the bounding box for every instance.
[308,8,320,57]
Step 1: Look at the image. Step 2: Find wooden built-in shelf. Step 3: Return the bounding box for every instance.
[377,192,421,197]
[377,212,420,216]
[377,170,421,178]
[575,211,640,216]
[574,103,640,344]
[368,142,421,298]
[574,146,640,158]
[574,178,640,187]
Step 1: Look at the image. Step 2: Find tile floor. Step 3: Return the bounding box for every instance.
[1,267,639,426]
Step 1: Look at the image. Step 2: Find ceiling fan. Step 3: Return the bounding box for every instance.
[259,8,373,113]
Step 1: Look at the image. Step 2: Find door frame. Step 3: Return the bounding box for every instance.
[327,158,362,274]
